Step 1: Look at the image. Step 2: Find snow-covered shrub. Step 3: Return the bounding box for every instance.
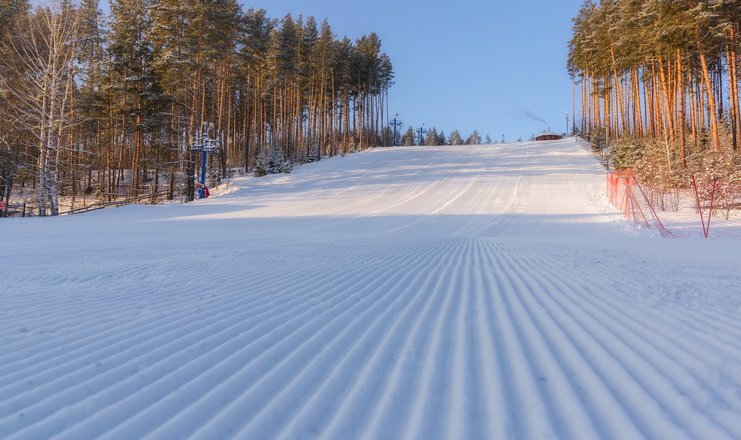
[589,126,609,168]
[281,159,294,174]
[589,126,607,154]
[253,154,266,177]
[636,138,683,211]
[302,143,320,163]
[685,122,741,219]
[611,135,645,171]
[688,147,740,219]
[254,145,293,177]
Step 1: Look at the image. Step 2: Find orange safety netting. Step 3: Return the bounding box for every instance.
[607,169,672,237]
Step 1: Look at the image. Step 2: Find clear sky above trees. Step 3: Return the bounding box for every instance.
[245,0,585,141]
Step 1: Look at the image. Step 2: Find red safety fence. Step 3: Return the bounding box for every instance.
[607,169,672,237]
[691,175,719,238]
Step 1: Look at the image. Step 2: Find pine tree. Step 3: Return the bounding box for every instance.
[254,144,292,176]
[149,0,192,198]
[424,127,439,146]
[437,130,447,145]
[239,8,275,169]
[467,130,481,145]
[109,0,169,197]
[448,129,464,145]
[401,127,415,146]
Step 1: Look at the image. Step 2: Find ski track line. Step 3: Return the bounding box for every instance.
[551,243,741,336]
[195,240,442,436]
[141,239,453,439]
[333,149,442,211]
[0,259,357,436]
[523,245,739,386]
[488,243,604,439]
[480,241,559,439]
[528,248,741,386]
[544,248,741,359]
[463,177,520,237]
[313,239,470,440]
[448,154,509,237]
[364,157,469,216]
[491,242,681,436]
[324,150,441,213]
[447,240,475,440]
[364,170,480,236]
[0,246,279,325]
[500,244,739,437]
[485,242,660,438]
[0,252,347,386]
[5,260,364,438]
[477,241,520,439]
[271,152,402,204]
[396,238,467,440]
[304,153,470,232]
[463,144,531,238]
[374,147,492,231]
[295,177,420,231]
[0,241,362,346]
[232,239,463,439]
[486,242,588,439]
[453,241,505,438]
[364,239,472,440]
[174,148,430,220]
[366,147,489,237]
[0,244,410,436]
[273,150,442,221]
[66,266,412,438]
[1,239,428,438]
[0,262,251,361]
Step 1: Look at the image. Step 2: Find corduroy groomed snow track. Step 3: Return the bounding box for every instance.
[2,140,740,439]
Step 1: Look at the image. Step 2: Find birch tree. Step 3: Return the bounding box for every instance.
[1,3,79,215]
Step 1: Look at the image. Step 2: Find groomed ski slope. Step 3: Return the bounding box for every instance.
[2,139,741,439]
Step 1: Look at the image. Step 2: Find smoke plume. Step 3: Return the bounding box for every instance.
[514,109,548,127]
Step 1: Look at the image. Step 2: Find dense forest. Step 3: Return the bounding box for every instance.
[568,0,740,212]
[0,0,394,215]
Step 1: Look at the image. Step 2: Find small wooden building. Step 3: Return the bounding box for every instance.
[535,131,563,141]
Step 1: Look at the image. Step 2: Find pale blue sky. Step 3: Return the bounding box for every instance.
[244,0,585,141]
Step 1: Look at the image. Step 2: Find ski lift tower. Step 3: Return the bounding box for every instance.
[389,114,403,146]
[417,124,426,146]
[191,127,219,199]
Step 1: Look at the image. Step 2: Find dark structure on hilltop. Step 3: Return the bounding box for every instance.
[535,131,563,141]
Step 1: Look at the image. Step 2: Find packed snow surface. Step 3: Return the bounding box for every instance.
[2,139,741,439]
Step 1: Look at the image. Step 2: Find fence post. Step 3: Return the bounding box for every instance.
[706,180,718,238]
[691,175,710,238]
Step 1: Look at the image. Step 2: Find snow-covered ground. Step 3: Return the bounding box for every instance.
[1,139,740,439]
[649,192,741,239]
